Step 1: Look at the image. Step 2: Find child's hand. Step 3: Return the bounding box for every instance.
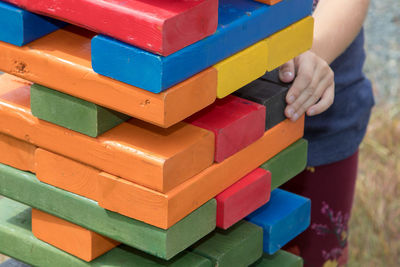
[279,51,335,121]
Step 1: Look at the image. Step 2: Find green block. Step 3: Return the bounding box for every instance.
[251,251,303,267]
[30,84,130,137]
[0,197,212,267]
[0,163,216,260]
[261,139,308,190]
[191,221,263,267]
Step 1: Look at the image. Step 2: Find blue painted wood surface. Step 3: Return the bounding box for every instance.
[91,0,313,93]
[0,2,65,46]
[246,188,311,255]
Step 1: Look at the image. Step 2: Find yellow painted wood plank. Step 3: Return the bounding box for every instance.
[215,16,314,99]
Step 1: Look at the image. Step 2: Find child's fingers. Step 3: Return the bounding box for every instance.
[279,60,295,83]
[307,83,335,116]
[285,57,315,105]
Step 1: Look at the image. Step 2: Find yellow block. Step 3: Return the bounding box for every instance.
[215,40,268,98]
[215,16,314,99]
[265,16,314,71]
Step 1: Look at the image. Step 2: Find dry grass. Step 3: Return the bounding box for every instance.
[348,103,400,266]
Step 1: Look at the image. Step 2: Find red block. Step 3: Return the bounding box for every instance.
[186,95,266,162]
[216,168,271,229]
[4,0,218,56]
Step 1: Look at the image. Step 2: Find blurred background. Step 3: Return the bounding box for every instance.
[0,0,399,266]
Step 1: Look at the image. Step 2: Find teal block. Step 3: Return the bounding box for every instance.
[31,84,130,137]
[0,197,212,267]
[0,163,216,260]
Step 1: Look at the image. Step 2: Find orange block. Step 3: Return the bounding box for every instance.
[256,0,283,5]
[32,209,120,262]
[0,73,215,193]
[35,149,101,201]
[0,133,36,173]
[0,26,217,127]
[99,117,304,229]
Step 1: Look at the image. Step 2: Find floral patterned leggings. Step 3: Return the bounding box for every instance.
[281,151,359,267]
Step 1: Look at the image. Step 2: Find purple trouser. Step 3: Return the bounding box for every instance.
[282,151,359,267]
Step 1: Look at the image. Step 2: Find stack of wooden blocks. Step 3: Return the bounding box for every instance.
[0,0,314,266]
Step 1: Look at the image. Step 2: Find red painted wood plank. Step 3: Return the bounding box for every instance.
[216,168,271,229]
[186,95,266,162]
[3,0,218,56]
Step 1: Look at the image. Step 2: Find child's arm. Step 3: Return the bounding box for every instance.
[280,0,370,121]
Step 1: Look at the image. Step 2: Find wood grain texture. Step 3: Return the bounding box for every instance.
[261,139,307,190]
[0,168,217,259]
[31,84,130,137]
[250,251,303,267]
[0,26,217,127]
[186,95,266,163]
[0,1,64,46]
[91,0,313,92]
[0,198,213,266]
[246,189,311,255]
[2,0,218,56]
[32,209,120,262]
[0,133,35,173]
[191,221,263,267]
[0,73,215,193]
[215,168,271,229]
[98,117,304,229]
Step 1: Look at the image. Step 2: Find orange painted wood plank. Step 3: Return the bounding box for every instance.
[98,117,304,229]
[0,133,36,173]
[215,168,271,230]
[32,209,120,262]
[0,73,215,193]
[255,0,283,5]
[0,26,217,127]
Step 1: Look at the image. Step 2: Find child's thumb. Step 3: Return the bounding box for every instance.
[279,60,295,83]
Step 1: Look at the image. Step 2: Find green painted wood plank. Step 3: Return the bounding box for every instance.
[261,139,307,190]
[251,251,303,267]
[31,84,130,137]
[0,197,213,267]
[0,163,216,260]
[191,220,263,267]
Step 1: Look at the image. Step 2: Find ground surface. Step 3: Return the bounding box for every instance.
[0,0,399,265]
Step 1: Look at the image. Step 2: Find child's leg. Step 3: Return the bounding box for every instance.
[281,151,359,267]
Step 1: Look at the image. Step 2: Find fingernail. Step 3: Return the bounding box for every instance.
[287,107,294,117]
[288,95,295,104]
[283,71,294,80]
[292,113,299,121]
[308,108,315,116]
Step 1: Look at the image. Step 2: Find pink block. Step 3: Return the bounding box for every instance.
[186,95,266,162]
[215,168,271,229]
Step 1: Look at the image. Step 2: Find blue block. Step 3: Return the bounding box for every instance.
[0,2,65,46]
[246,189,311,255]
[91,0,313,93]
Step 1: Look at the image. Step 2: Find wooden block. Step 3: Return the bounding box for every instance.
[0,165,217,259]
[98,117,304,229]
[32,209,120,262]
[91,0,313,92]
[191,221,263,267]
[0,133,35,172]
[246,189,311,255]
[251,251,303,267]
[31,84,130,137]
[261,139,307,190]
[0,74,215,193]
[215,39,269,99]
[255,0,284,6]
[0,198,213,266]
[215,168,271,229]
[186,95,266,163]
[0,1,64,46]
[234,79,288,130]
[0,27,217,127]
[35,148,101,202]
[265,16,314,70]
[3,0,218,56]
